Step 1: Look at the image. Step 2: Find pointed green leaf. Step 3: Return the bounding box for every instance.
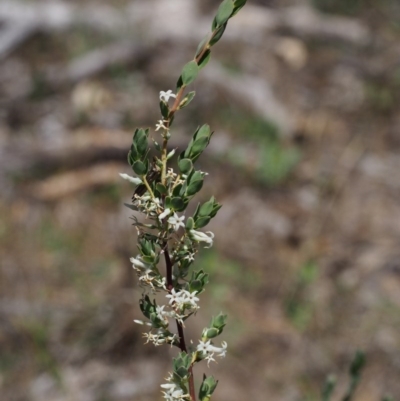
[186,179,203,196]
[176,75,184,91]
[178,91,196,109]
[198,200,214,217]
[196,124,211,139]
[198,49,211,70]
[160,101,169,118]
[210,23,227,46]
[232,0,247,16]
[191,136,210,158]
[209,203,222,218]
[195,216,211,228]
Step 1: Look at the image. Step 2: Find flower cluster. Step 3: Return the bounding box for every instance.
[121,1,248,400]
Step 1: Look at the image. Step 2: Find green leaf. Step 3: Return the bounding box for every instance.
[175,366,188,379]
[211,16,218,31]
[203,328,219,339]
[181,61,199,86]
[196,36,209,57]
[199,376,218,401]
[195,216,211,228]
[186,217,194,230]
[198,200,214,216]
[215,0,234,27]
[198,49,211,70]
[189,170,204,184]
[135,129,148,156]
[191,136,210,158]
[210,23,227,46]
[142,255,154,264]
[186,179,203,196]
[190,279,203,292]
[232,0,247,16]
[176,75,184,91]
[171,197,185,211]
[172,183,183,197]
[160,101,169,119]
[178,158,193,174]
[212,313,227,330]
[209,203,222,218]
[129,144,138,163]
[127,150,135,166]
[132,160,147,176]
[156,183,167,194]
[196,124,211,139]
[178,91,196,109]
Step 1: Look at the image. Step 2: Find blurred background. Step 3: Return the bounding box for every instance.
[1,0,400,400]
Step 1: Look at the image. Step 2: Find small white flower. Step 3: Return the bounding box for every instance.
[185,290,199,307]
[167,213,185,231]
[160,90,176,102]
[156,119,168,131]
[189,229,215,248]
[119,173,142,185]
[159,208,171,221]
[166,288,181,305]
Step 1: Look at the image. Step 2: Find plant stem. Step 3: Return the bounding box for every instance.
[161,137,168,185]
[142,174,155,198]
[164,246,197,401]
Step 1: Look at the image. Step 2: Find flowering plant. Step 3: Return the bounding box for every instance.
[120,1,247,400]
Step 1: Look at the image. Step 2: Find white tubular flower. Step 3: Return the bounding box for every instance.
[155,119,168,131]
[161,383,187,401]
[167,213,185,231]
[158,208,171,221]
[207,341,228,358]
[197,340,227,365]
[133,319,152,326]
[130,256,147,269]
[189,229,215,248]
[119,173,142,185]
[159,90,176,102]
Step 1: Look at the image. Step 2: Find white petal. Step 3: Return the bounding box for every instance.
[119,173,142,185]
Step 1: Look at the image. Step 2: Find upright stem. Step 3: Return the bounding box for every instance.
[157,27,220,401]
[164,246,197,401]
